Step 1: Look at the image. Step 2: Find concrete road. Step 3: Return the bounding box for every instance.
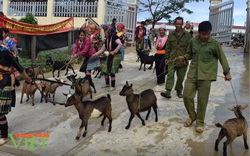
[0,46,249,156]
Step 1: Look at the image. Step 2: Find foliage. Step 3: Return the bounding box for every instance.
[19,13,38,24]
[138,0,204,28]
[18,49,82,75]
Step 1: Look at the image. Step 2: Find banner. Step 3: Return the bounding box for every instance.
[0,16,74,35]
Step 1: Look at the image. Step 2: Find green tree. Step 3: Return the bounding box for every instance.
[138,0,204,28]
[19,13,38,58]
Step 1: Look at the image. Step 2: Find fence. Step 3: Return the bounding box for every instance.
[209,0,234,44]
[1,1,137,45]
[105,0,137,44]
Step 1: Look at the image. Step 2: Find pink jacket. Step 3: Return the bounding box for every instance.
[72,38,96,57]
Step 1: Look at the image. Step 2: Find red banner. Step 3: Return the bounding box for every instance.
[0,16,74,35]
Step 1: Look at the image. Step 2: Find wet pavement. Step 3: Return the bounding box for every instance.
[0,46,249,156]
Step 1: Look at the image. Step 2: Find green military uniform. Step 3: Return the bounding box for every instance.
[165,29,191,93]
[183,36,230,127]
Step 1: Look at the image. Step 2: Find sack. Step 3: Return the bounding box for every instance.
[173,58,188,68]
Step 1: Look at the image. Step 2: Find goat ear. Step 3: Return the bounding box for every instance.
[130,83,133,87]
[126,81,129,85]
[227,107,234,111]
[241,105,248,110]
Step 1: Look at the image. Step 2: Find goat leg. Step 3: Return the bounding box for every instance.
[82,121,88,138]
[223,139,234,156]
[52,70,55,78]
[136,113,145,126]
[148,63,153,70]
[76,121,84,140]
[215,131,225,151]
[243,132,249,149]
[139,63,142,70]
[145,108,151,120]
[101,115,106,126]
[144,63,146,71]
[153,106,158,122]
[65,68,68,76]
[108,117,112,132]
[125,113,135,129]
[26,94,29,102]
[32,96,34,106]
[57,70,61,78]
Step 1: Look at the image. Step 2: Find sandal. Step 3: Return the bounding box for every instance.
[101,85,110,88]
[184,118,195,127]
[108,87,115,92]
[0,138,10,146]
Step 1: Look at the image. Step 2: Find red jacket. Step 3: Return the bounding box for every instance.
[72,38,96,57]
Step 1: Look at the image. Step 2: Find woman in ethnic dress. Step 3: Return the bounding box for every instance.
[155,24,168,85]
[92,24,122,91]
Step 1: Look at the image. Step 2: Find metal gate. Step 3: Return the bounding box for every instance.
[104,0,137,45]
[209,0,234,44]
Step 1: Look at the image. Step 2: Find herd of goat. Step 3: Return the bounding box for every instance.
[17,52,248,156]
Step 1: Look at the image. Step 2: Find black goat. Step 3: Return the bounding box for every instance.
[137,49,154,71]
[46,56,75,77]
[119,81,158,129]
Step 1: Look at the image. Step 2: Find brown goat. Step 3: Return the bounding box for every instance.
[66,74,92,100]
[215,105,249,156]
[119,81,158,129]
[41,78,65,104]
[64,93,112,140]
[25,65,45,79]
[20,81,45,106]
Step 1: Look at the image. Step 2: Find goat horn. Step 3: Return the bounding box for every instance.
[126,81,129,85]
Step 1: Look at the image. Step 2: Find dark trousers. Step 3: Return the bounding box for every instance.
[155,54,166,84]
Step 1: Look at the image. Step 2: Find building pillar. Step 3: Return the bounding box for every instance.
[244,0,250,53]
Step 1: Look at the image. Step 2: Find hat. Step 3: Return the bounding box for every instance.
[117,23,125,31]
[159,24,166,30]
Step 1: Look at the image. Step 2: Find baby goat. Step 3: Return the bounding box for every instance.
[119,81,158,129]
[20,81,44,106]
[137,49,154,71]
[41,78,65,104]
[214,105,248,156]
[64,93,112,140]
[25,65,45,79]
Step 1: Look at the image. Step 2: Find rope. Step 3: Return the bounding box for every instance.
[31,80,65,106]
[229,80,238,105]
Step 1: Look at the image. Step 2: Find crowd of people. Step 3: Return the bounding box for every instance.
[0,13,232,146]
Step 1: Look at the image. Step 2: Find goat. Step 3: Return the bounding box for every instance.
[119,81,158,129]
[66,74,92,100]
[25,65,45,79]
[64,93,112,140]
[46,56,75,78]
[214,105,249,156]
[20,81,45,106]
[41,78,65,104]
[137,49,154,71]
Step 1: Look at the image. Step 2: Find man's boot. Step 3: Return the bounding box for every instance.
[160,90,171,98]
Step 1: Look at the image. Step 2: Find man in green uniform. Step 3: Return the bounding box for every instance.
[161,17,192,99]
[179,21,231,133]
